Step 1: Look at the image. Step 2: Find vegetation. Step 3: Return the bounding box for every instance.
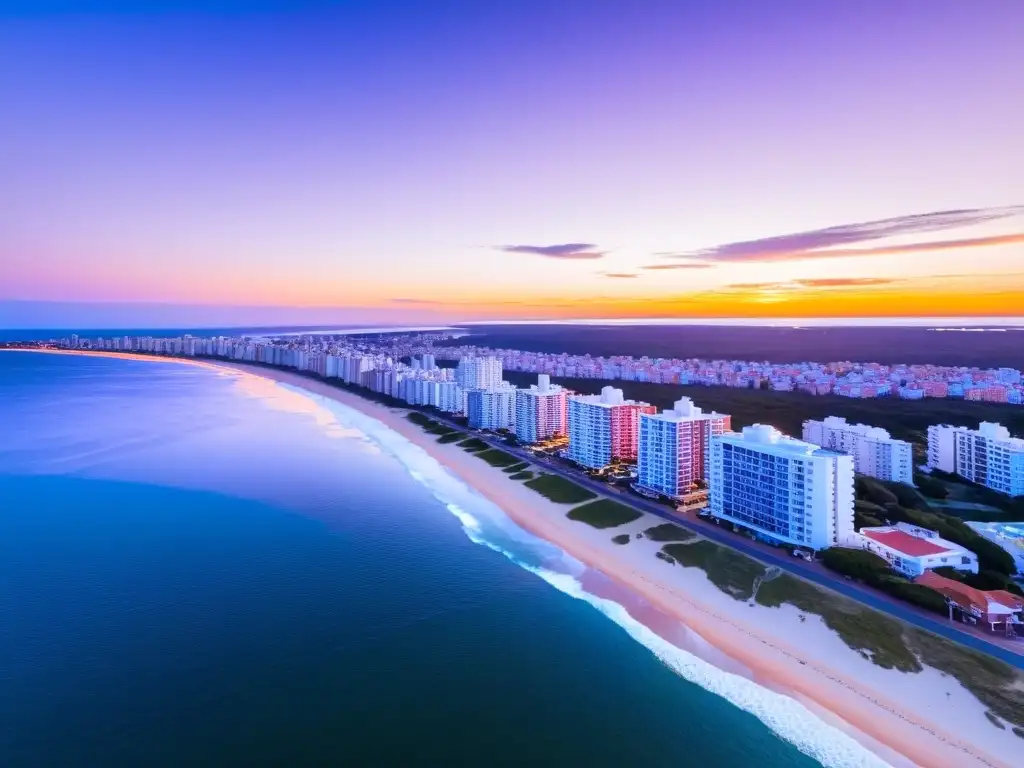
[509,470,534,481]
[933,566,1024,597]
[567,499,642,529]
[612,533,631,545]
[498,369,1024,455]
[906,628,1024,729]
[853,476,1017,575]
[524,474,597,504]
[502,462,529,473]
[457,437,488,452]
[913,472,950,500]
[474,449,520,468]
[663,540,765,600]
[406,411,434,428]
[437,431,465,444]
[642,523,696,543]
[819,548,951,615]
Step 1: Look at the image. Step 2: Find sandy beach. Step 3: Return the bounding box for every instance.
[8,349,1024,768]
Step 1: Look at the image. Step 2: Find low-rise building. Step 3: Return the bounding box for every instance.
[854,523,979,577]
[915,571,1022,633]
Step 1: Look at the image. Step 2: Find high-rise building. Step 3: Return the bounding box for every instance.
[802,416,913,485]
[466,385,517,430]
[456,356,503,390]
[927,422,1024,496]
[514,374,568,444]
[637,397,730,499]
[566,386,655,469]
[709,424,856,551]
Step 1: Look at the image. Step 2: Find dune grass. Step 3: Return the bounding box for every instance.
[524,474,597,504]
[502,462,529,473]
[474,449,520,468]
[509,470,534,481]
[642,523,695,543]
[567,499,642,529]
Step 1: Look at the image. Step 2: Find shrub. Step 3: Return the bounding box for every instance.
[612,534,631,545]
[567,500,642,529]
[820,547,890,582]
[914,473,951,500]
[524,475,597,504]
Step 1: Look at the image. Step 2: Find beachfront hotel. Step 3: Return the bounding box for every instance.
[853,522,978,577]
[466,384,517,431]
[709,424,856,551]
[455,355,503,390]
[927,422,1024,497]
[636,397,730,499]
[566,386,656,470]
[514,374,568,444]
[802,416,914,485]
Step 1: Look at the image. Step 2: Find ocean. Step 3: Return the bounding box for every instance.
[0,352,882,767]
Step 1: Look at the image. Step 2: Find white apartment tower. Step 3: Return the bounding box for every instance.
[802,416,913,485]
[456,356,503,390]
[927,422,1024,496]
[466,385,517,431]
[709,424,856,551]
[637,397,731,499]
[566,386,656,470]
[514,374,568,444]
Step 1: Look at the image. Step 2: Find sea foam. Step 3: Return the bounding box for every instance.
[282,385,893,768]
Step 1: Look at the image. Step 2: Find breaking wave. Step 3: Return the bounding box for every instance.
[281,384,892,768]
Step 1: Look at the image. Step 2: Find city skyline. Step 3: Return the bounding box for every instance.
[3,1,1024,326]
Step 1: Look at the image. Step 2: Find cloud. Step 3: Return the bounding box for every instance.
[602,272,638,278]
[641,263,715,271]
[792,277,900,288]
[498,243,605,259]
[670,207,1024,263]
[389,298,446,305]
[725,277,901,292]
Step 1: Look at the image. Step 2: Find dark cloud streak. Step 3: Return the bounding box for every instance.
[498,242,605,259]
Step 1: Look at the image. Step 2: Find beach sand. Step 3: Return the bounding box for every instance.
[9,350,1023,768]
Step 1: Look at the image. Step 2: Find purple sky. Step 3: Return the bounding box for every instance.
[2,1,1023,326]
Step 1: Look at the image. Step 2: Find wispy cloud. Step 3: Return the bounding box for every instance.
[641,263,715,271]
[389,297,446,305]
[725,277,901,292]
[792,277,900,288]
[602,272,638,278]
[498,242,605,259]
[669,207,1024,263]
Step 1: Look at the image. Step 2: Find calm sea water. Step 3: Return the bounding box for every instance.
[0,353,876,767]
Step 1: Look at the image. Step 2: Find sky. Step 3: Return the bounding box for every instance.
[2,0,1023,328]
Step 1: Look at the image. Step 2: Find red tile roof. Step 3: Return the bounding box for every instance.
[862,529,951,557]
[916,571,1023,614]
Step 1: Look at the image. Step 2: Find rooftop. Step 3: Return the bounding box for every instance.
[862,528,953,557]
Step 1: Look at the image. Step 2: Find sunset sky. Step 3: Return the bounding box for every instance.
[2,1,1023,327]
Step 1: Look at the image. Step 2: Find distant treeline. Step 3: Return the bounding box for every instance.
[436,324,1024,369]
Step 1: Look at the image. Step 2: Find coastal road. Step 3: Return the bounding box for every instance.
[431,418,1024,671]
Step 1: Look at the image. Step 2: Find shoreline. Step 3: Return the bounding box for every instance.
[7,349,1023,768]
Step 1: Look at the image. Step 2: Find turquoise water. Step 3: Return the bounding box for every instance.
[0,352,871,766]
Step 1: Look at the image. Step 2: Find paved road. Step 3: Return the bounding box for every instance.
[438,419,1024,670]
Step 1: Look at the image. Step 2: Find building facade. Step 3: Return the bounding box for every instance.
[854,523,979,577]
[455,356,503,390]
[466,385,517,431]
[637,397,730,499]
[566,386,655,469]
[802,416,913,485]
[514,374,568,444]
[927,422,1024,496]
[709,424,856,551]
